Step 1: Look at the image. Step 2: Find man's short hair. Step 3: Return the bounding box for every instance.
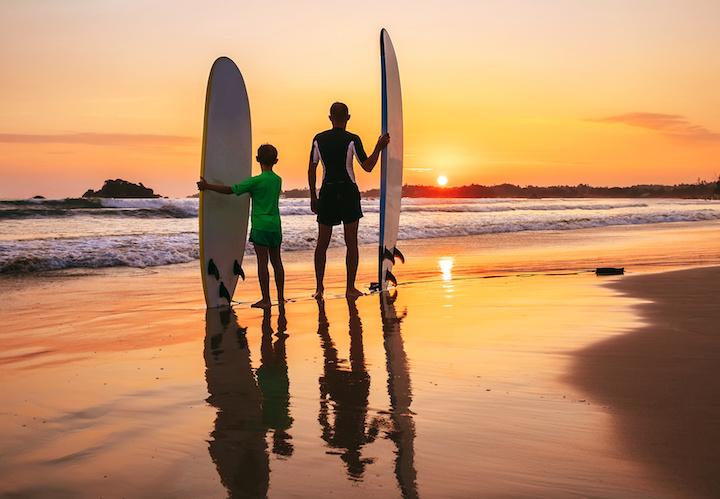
[257,143,278,166]
[329,102,349,120]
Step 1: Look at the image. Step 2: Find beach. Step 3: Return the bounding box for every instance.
[1,221,719,498]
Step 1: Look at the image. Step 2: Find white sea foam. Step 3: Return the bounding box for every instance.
[0,233,200,272]
[100,198,199,217]
[1,197,719,273]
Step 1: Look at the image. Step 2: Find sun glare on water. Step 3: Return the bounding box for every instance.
[437,176,448,186]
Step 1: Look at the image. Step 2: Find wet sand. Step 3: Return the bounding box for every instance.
[572,266,720,499]
[1,221,719,498]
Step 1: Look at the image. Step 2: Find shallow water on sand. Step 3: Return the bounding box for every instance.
[1,222,719,497]
[0,272,650,498]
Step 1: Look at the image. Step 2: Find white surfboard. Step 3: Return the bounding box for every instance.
[200,56,252,308]
[377,29,404,291]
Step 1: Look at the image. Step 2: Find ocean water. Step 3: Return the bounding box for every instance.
[1,196,719,273]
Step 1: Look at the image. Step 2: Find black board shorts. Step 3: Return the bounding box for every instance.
[317,181,363,226]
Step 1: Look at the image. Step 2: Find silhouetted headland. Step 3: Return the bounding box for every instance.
[83,179,161,198]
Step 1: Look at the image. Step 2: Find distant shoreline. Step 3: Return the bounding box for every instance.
[16,178,720,201]
[284,180,720,199]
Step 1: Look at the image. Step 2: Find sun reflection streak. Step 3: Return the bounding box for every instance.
[438,257,454,282]
[438,257,455,308]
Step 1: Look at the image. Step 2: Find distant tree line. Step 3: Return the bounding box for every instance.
[284,177,720,199]
[81,176,720,200]
[282,188,311,198]
[283,177,720,199]
[399,180,720,199]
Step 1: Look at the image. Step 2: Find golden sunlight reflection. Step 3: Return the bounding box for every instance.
[438,257,454,282]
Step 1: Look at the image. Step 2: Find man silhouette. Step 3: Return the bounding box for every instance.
[308,102,390,298]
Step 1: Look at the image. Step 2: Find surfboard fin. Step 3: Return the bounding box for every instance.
[210,333,223,352]
[207,259,220,280]
[236,326,248,349]
[219,282,231,304]
[385,269,397,287]
[383,247,405,264]
[382,288,399,305]
[219,307,232,325]
[233,260,245,280]
[383,248,394,262]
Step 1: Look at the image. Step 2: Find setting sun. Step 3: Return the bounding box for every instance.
[1,1,720,200]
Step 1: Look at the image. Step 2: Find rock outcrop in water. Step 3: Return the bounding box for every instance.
[82,179,161,198]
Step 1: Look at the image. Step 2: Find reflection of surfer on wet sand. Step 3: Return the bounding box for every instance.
[257,307,293,457]
[316,297,382,480]
[204,307,268,498]
[381,291,418,499]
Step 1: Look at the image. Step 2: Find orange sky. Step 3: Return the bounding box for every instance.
[2,0,719,199]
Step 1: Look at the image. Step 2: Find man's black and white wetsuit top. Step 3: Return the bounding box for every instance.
[310,127,368,185]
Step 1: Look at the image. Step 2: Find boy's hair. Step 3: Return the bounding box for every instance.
[329,102,349,120]
[257,143,278,166]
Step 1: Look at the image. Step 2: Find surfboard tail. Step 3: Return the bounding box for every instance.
[385,269,397,287]
[378,245,386,284]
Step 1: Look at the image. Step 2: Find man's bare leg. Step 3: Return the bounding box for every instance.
[343,220,363,298]
[314,223,333,298]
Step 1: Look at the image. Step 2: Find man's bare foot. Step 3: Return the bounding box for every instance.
[346,287,364,298]
[312,290,323,299]
[251,299,272,309]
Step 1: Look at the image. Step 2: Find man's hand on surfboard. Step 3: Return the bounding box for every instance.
[361,134,391,173]
[377,133,390,150]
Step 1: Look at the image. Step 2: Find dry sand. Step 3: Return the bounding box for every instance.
[1,221,719,498]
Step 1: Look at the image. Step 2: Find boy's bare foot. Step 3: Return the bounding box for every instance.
[346,287,364,298]
[251,299,272,309]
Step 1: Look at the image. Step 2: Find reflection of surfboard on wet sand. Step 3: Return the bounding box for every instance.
[203,307,269,497]
[379,291,417,496]
[372,28,405,292]
[199,56,252,308]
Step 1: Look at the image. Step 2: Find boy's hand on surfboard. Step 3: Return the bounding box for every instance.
[197,177,209,191]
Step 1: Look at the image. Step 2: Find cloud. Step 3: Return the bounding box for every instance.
[587,112,720,142]
[0,132,199,147]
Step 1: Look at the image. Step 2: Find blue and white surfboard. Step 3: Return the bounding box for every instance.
[378,29,404,291]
